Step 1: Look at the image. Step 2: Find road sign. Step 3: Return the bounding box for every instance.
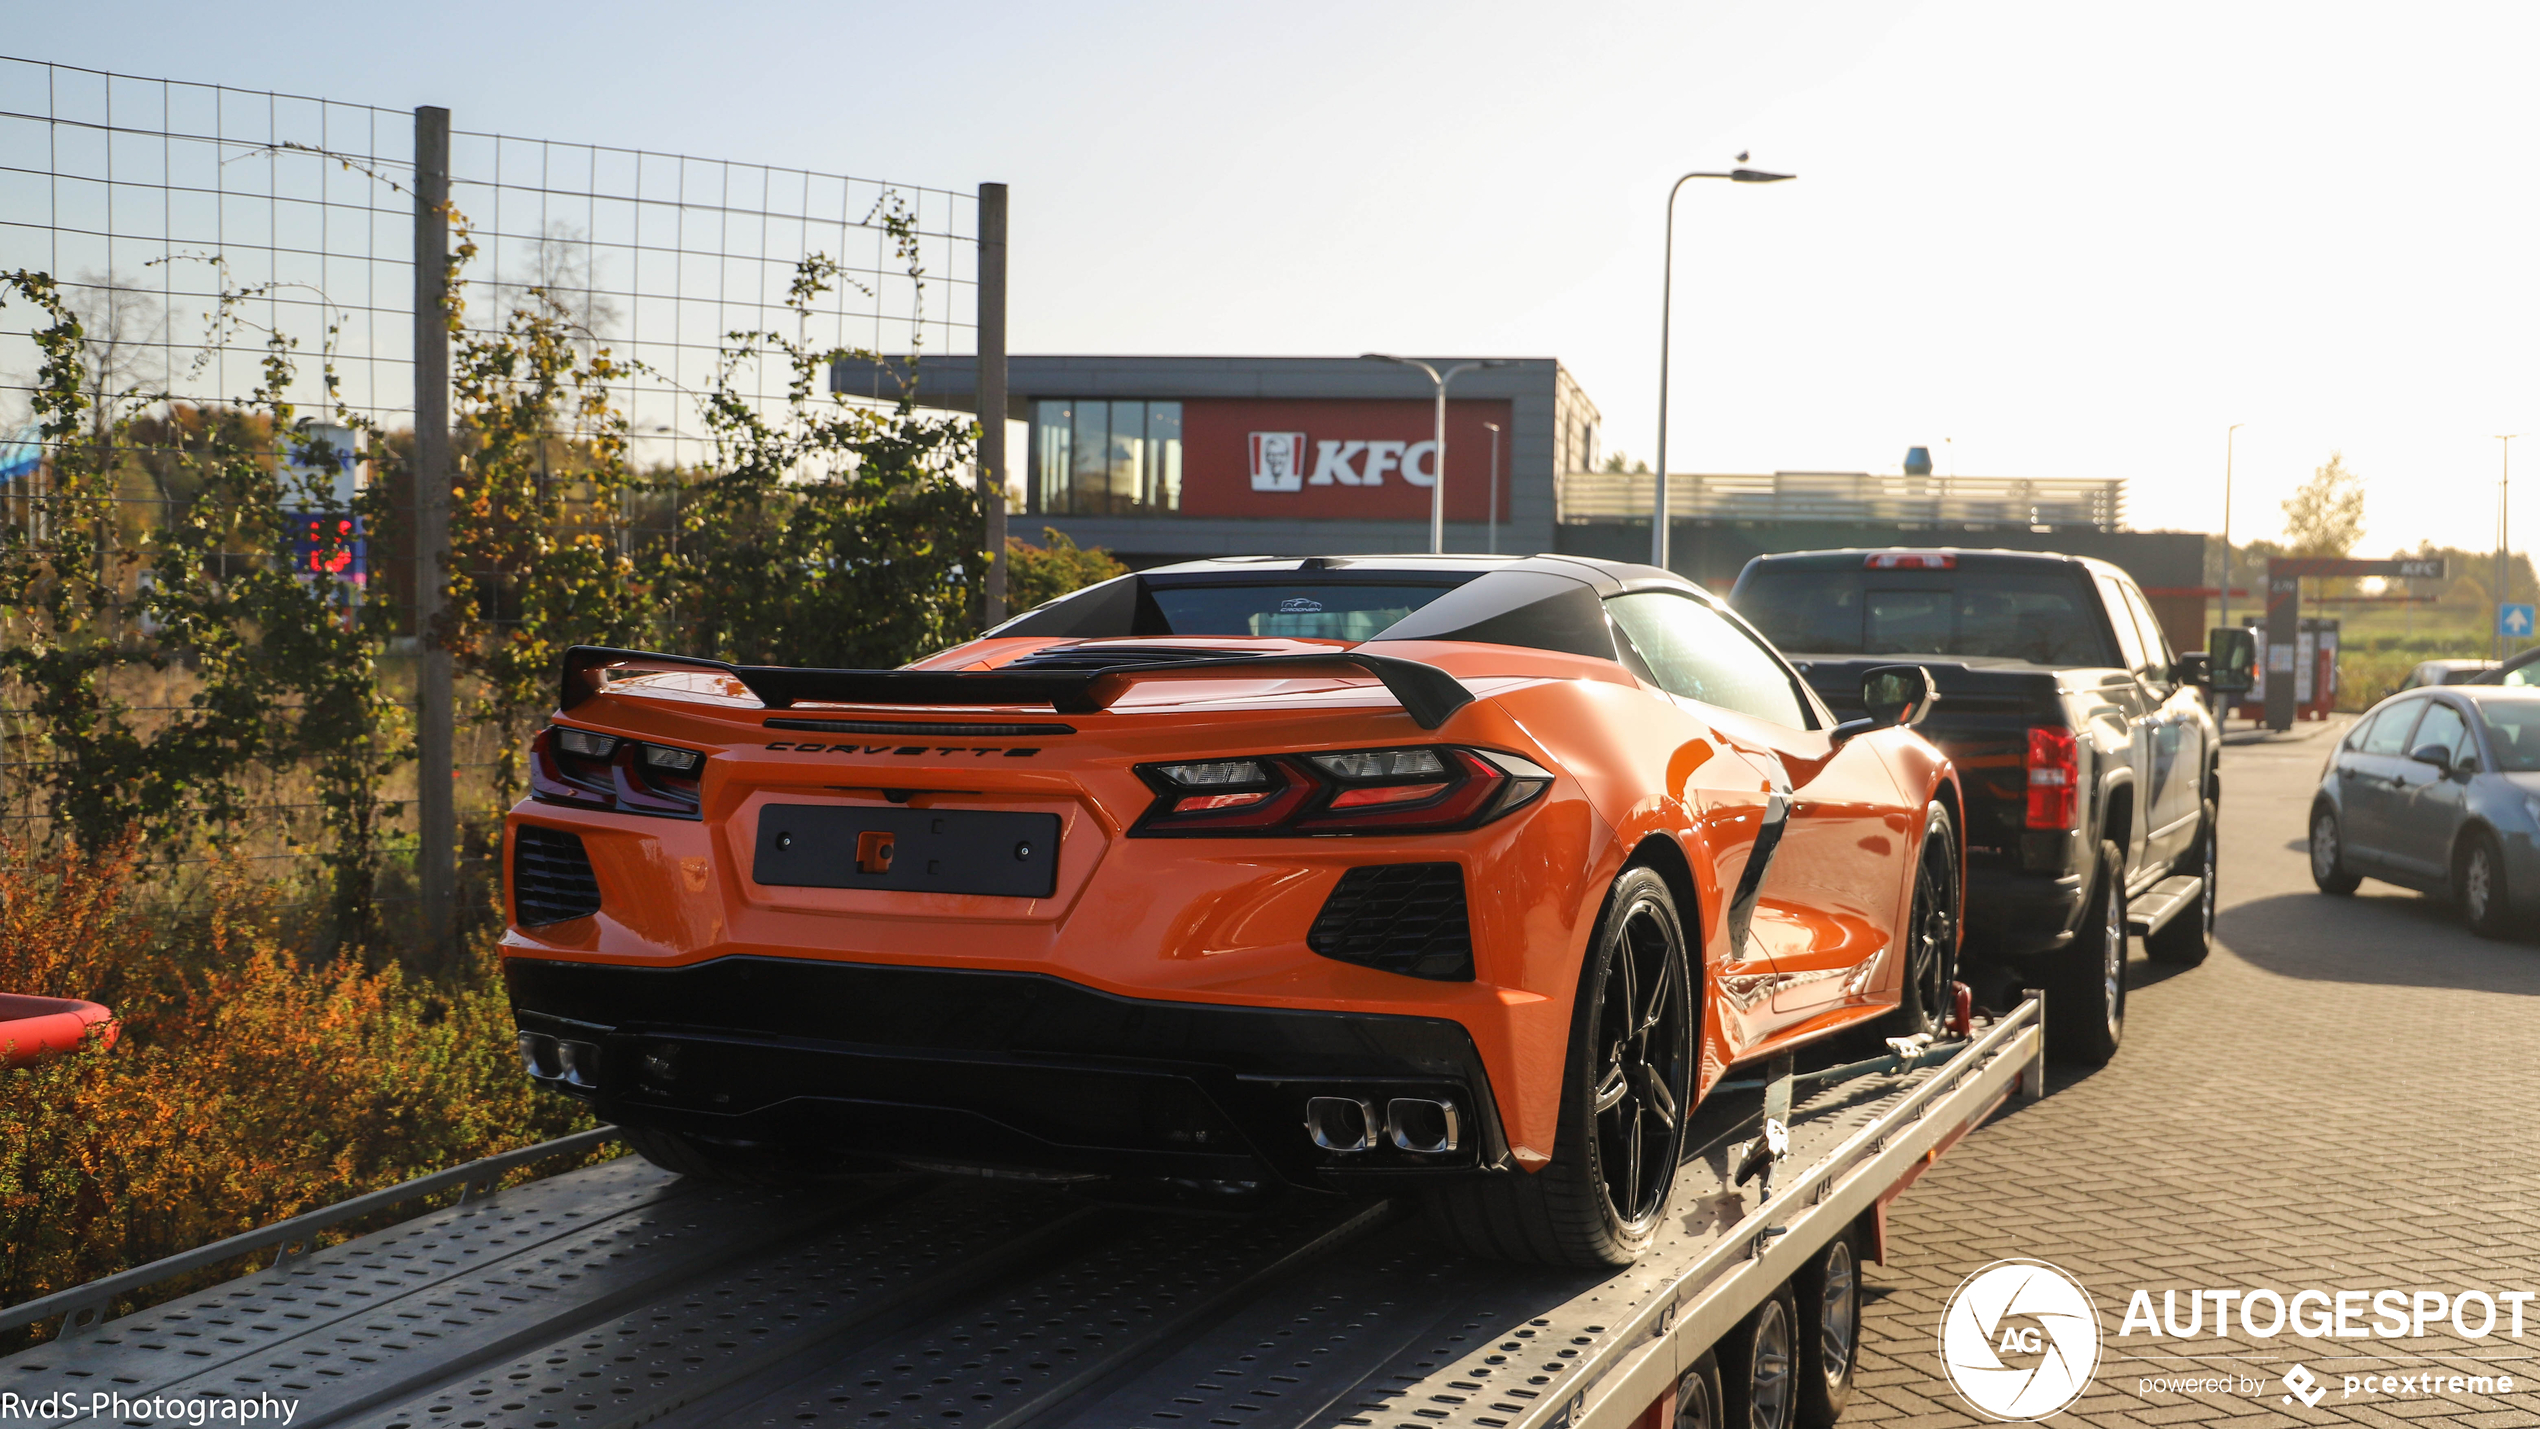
[2266,556,2447,580]
[2504,604,2536,639]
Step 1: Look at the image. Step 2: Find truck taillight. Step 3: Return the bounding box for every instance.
[2025,727,2078,829]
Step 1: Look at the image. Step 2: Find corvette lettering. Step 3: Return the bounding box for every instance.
[765,742,1041,757]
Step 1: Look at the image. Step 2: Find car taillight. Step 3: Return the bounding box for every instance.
[530,725,707,820]
[1133,746,1552,837]
[2025,726,2078,829]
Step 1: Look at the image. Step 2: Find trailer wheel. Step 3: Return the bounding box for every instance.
[2145,800,2215,966]
[1424,865,1694,1268]
[1720,1279,1799,1429]
[2046,841,2125,1065]
[1675,1349,1725,1429]
[1793,1228,1859,1427]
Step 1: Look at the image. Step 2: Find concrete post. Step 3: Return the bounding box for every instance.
[976,183,1008,627]
[413,106,456,958]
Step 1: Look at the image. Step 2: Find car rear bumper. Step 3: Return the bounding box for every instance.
[504,955,1513,1193]
[1960,863,2089,961]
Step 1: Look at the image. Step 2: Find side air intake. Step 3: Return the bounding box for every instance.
[514,825,602,926]
[1308,863,1473,981]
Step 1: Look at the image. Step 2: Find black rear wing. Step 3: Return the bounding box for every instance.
[558,645,1478,730]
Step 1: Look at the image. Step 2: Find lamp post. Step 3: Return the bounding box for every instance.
[2499,434,2521,660]
[1652,162,1794,569]
[1362,354,1507,554]
[1483,421,1501,554]
[2216,423,2244,723]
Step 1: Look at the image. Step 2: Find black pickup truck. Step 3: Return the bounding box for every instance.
[1730,548,2222,1063]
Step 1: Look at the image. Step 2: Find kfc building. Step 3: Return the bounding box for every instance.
[837,355,1599,567]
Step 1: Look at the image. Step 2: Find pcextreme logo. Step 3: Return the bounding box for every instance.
[1939,1259,2103,1421]
[1248,430,1439,492]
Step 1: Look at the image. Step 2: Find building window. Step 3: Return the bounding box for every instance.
[1035,400,1181,515]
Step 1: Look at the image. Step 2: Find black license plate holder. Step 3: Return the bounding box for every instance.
[753,805,1060,898]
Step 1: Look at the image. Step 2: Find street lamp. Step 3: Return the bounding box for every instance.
[1362,354,1508,554]
[1652,162,1794,569]
[2499,434,2521,660]
[1483,421,1501,554]
[2217,423,2244,724]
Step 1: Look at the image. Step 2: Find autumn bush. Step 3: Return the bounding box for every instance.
[0,844,594,1348]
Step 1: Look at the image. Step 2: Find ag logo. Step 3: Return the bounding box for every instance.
[1938,1259,2101,1421]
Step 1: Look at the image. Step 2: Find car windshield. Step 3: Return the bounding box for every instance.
[1734,568,2119,665]
[2477,700,2540,772]
[1146,582,1459,640]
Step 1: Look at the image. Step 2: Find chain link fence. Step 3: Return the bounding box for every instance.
[0,54,991,934]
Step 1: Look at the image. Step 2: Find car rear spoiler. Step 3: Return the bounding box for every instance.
[558,645,1478,730]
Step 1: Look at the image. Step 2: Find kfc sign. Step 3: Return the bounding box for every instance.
[1252,433,1441,492]
[1188,398,1511,520]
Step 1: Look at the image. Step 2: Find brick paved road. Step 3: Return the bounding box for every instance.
[1852,717,2540,1429]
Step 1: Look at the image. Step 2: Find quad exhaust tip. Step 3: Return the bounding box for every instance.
[1304,1095,1461,1154]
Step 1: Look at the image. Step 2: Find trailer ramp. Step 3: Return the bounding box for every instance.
[1,1000,2042,1429]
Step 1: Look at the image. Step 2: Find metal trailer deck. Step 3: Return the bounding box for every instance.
[1,999,2044,1429]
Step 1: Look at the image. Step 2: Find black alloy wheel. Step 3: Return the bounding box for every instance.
[1590,873,1697,1235]
[1895,804,1960,1036]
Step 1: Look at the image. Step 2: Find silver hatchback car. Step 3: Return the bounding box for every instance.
[2309,686,2540,938]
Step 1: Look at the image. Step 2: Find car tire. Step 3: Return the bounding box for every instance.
[1793,1227,1860,1428]
[621,1125,809,1188]
[2456,830,2516,940]
[2145,799,2216,966]
[1720,1279,1801,1429]
[1675,1350,1725,1429]
[1424,865,1695,1268]
[2046,840,2126,1065]
[2309,805,2362,895]
[1886,803,1960,1039]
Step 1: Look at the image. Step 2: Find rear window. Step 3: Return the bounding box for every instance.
[1734,568,2119,666]
[2478,699,2540,771]
[1146,582,1458,641]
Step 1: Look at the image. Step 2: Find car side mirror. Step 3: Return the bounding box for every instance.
[1832,664,1938,747]
[2409,743,2452,771]
[2208,628,2256,694]
[2173,651,2213,686]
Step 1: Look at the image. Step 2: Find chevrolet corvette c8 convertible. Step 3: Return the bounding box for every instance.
[501,554,1963,1267]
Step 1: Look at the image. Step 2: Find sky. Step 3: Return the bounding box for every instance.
[12,0,2537,557]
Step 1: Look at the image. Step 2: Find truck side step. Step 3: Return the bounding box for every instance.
[2127,874,2204,935]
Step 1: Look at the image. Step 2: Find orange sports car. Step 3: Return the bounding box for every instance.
[501,554,1962,1267]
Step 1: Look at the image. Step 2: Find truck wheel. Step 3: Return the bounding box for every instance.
[2145,800,2215,967]
[1424,866,1695,1268]
[2047,841,2126,1065]
[1889,803,1959,1037]
[2456,831,2516,940]
[1676,1350,1724,1429]
[622,1125,807,1188]
[2309,806,2361,895]
[1720,1279,1800,1429]
[1793,1228,1859,1427]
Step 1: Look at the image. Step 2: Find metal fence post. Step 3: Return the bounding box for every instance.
[976,182,1008,627]
[413,106,457,959]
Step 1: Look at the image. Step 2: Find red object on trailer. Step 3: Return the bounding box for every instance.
[0,993,116,1067]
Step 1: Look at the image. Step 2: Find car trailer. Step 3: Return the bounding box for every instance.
[0,996,2045,1429]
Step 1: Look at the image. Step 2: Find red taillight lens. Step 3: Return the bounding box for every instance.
[2025,726,2078,829]
[1132,746,1551,837]
[529,726,706,820]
